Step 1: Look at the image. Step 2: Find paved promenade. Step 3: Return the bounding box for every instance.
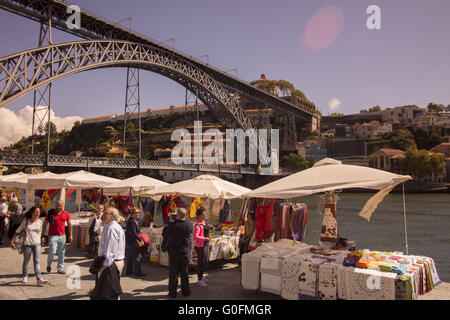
[0,243,448,300]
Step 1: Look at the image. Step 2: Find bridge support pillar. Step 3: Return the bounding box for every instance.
[282,112,297,151]
[123,67,142,161]
[31,19,53,157]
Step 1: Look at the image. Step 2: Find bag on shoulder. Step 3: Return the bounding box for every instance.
[89,255,106,274]
[14,221,28,255]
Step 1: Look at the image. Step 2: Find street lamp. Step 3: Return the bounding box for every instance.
[114,17,132,31]
[159,38,175,49]
[227,68,238,78]
[196,54,209,65]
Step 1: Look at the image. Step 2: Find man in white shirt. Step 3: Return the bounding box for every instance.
[0,196,10,245]
[97,207,125,276]
[91,207,125,300]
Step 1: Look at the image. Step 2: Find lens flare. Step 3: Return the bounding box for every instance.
[302,5,344,53]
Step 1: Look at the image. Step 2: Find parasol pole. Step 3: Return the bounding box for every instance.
[402,183,409,255]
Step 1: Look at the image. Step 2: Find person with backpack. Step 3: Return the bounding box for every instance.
[193,207,211,288]
[10,206,48,285]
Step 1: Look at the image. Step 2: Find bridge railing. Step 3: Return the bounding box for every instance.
[0,153,263,174]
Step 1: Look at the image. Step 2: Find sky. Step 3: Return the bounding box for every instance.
[1,0,450,143]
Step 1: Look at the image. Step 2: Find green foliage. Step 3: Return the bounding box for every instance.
[280,153,313,171]
[400,146,445,181]
[255,79,308,100]
[427,102,446,113]
[407,126,442,150]
[368,106,382,112]
[366,130,417,154]
[389,129,417,150]
[329,113,344,117]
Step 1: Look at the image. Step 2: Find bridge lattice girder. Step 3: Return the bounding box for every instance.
[0,40,254,130]
[0,0,317,123]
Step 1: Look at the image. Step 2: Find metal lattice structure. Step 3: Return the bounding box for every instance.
[122,67,141,160]
[0,40,256,131]
[283,112,298,150]
[0,153,265,174]
[31,20,53,156]
[0,0,317,123]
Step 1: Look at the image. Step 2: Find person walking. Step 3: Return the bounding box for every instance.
[87,204,104,258]
[167,207,193,298]
[34,199,47,218]
[125,207,145,277]
[8,197,24,239]
[41,200,72,274]
[10,206,48,285]
[90,207,125,300]
[193,207,211,288]
[0,196,10,245]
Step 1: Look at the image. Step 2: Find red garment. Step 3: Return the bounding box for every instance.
[46,210,70,236]
[139,232,150,246]
[254,199,275,242]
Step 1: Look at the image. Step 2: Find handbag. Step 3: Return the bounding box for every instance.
[14,220,28,255]
[89,255,106,274]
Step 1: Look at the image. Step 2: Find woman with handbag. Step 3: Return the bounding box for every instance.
[125,207,146,277]
[10,206,48,285]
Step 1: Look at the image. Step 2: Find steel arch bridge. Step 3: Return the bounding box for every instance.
[0,40,256,130]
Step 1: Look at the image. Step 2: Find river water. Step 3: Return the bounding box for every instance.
[295,193,450,282]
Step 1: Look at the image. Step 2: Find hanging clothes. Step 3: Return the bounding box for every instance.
[153,200,164,227]
[291,203,308,241]
[188,197,205,218]
[320,205,338,245]
[210,199,224,219]
[219,200,231,223]
[254,199,275,242]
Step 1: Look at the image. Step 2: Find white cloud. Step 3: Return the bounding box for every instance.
[0,105,82,148]
[328,98,341,112]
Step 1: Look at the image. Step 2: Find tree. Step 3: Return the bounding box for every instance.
[427,102,445,113]
[369,106,382,112]
[280,153,312,171]
[390,129,416,151]
[400,147,445,182]
[43,121,58,138]
[407,127,442,150]
[360,109,368,113]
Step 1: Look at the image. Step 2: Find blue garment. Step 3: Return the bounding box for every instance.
[47,235,66,271]
[125,243,143,275]
[125,218,142,246]
[98,221,126,267]
[23,245,42,279]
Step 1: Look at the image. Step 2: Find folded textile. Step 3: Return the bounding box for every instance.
[298,257,328,298]
[343,255,360,267]
[318,262,339,300]
[356,258,373,269]
[346,268,397,300]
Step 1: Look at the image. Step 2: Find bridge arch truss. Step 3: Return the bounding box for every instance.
[0,40,255,130]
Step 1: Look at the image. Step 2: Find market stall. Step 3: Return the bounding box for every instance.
[240,158,441,300]
[143,174,251,267]
[25,170,121,250]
